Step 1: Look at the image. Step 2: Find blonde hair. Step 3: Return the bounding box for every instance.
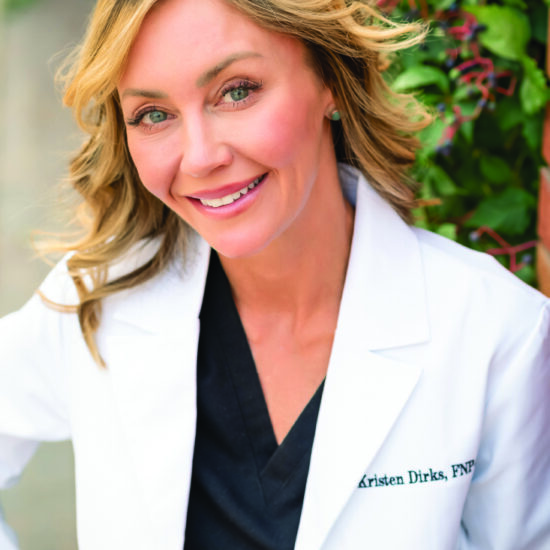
[51,0,430,365]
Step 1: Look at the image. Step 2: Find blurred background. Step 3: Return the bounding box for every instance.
[1,0,93,548]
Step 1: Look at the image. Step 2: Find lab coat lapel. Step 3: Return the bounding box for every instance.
[295,169,429,550]
[105,237,210,548]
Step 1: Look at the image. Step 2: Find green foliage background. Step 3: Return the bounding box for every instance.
[386,0,549,285]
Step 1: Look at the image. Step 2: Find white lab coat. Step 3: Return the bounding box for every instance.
[1,165,549,549]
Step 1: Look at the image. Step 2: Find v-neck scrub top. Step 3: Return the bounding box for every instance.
[184,253,324,550]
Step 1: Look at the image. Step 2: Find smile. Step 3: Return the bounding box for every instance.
[199,174,266,208]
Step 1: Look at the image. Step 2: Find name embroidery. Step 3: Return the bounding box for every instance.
[358,459,475,488]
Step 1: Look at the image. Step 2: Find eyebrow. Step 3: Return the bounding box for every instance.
[120,88,169,100]
[196,51,262,87]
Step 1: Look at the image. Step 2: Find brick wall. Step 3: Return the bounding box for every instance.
[537,9,550,297]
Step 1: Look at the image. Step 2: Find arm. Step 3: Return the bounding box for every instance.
[0,265,74,547]
[458,303,550,549]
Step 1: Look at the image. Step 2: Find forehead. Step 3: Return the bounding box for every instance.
[121,0,308,85]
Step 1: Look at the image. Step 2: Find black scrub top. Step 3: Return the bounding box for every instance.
[184,252,324,550]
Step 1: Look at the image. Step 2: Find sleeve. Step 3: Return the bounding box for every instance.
[0,261,74,489]
[457,301,550,549]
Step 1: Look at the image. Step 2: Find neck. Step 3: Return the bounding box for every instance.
[219,164,354,322]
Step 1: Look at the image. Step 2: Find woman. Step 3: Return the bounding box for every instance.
[1,0,549,548]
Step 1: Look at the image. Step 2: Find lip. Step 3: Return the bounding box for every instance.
[186,172,268,219]
[186,174,264,200]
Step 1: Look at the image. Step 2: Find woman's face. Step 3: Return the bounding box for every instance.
[118,0,337,258]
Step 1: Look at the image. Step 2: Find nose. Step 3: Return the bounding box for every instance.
[179,114,233,178]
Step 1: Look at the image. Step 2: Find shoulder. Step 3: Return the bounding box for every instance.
[413,226,545,303]
[346,167,549,352]
[411,227,549,350]
[37,238,166,306]
[16,235,210,337]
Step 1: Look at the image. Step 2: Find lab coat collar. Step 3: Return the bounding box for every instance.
[338,163,430,350]
[108,234,211,335]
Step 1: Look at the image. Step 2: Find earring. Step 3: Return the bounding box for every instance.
[329,109,341,121]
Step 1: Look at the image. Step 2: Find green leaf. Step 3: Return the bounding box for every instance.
[464,6,530,61]
[453,84,478,103]
[496,97,524,131]
[456,100,479,119]
[465,188,535,235]
[520,56,550,115]
[417,118,446,158]
[479,155,513,184]
[412,207,429,229]
[427,164,459,196]
[522,115,543,152]
[392,66,450,94]
[418,177,436,200]
[529,4,548,44]
[436,223,458,241]
[460,120,474,144]
[417,93,445,107]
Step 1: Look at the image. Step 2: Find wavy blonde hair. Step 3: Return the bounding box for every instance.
[51,0,430,365]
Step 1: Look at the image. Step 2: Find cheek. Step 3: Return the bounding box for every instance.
[243,96,324,168]
[127,136,180,200]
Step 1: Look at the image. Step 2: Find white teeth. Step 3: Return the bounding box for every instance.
[203,197,224,207]
[200,176,263,207]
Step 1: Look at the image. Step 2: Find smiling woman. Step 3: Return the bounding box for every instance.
[118,0,342,262]
[1,1,550,549]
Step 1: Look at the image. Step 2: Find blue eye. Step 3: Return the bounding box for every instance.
[127,108,169,127]
[227,87,250,102]
[219,80,262,105]
[143,110,168,124]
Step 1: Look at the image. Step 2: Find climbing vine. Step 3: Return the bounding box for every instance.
[383,0,549,284]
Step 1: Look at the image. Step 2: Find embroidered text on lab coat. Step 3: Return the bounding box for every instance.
[358,459,475,489]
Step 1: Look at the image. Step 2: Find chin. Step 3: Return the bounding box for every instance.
[208,228,279,260]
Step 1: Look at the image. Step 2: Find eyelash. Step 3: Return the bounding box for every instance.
[126,106,165,127]
[125,79,263,128]
[218,79,263,106]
